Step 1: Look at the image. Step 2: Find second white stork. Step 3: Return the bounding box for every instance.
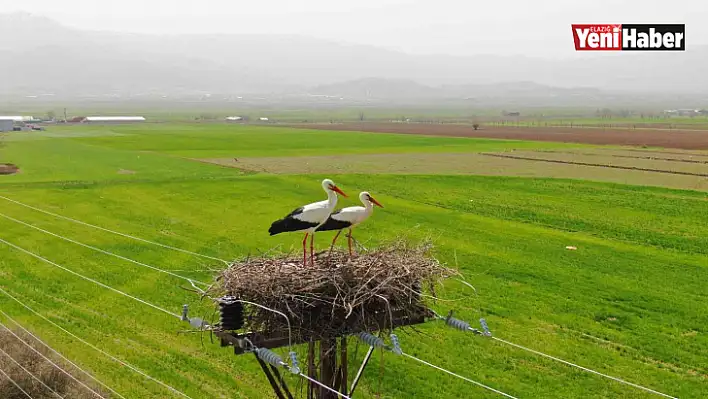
[316,191,383,256]
[268,178,348,266]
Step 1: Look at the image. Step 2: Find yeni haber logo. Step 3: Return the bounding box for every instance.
[571,24,685,51]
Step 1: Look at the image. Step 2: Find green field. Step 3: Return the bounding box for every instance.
[1,124,706,399]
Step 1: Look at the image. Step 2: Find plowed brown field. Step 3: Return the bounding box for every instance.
[290,123,708,150]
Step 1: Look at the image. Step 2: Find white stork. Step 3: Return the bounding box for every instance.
[268,178,348,266]
[316,191,383,256]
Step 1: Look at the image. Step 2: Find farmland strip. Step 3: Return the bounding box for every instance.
[536,150,708,164]
[623,149,708,158]
[480,153,708,177]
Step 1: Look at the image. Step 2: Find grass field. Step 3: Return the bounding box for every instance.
[202,150,708,191]
[0,123,706,399]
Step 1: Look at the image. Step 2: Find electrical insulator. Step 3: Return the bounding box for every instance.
[218,296,244,330]
[256,348,284,368]
[356,332,386,349]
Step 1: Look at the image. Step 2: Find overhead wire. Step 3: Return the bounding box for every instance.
[0,346,64,399]
[353,332,517,398]
[0,194,231,265]
[0,236,181,319]
[0,314,114,399]
[435,313,679,398]
[0,365,34,399]
[401,352,518,398]
[0,212,210,288]
[296,371,352,399]
[0,287,195,399]
[490,337,678,399]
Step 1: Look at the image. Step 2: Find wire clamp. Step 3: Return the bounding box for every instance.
[479,318,492,336]
[181,304,189,321]
[390,333,402,355]
[288,351,301,374]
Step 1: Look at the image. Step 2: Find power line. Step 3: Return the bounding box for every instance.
[354,332,516,398]
[0,287,195,399]
[401,352,519,399]
[0,212,210,288]
[436,314,679,398]
[490,337,678,399]
[354,331,516,398]
[0,346,64,399]
[0,317,111,399]
[0,194,230,265]
[0,236,181,319]
[297,372,352,399]
[0,311,124,399]
[0,365,34,399]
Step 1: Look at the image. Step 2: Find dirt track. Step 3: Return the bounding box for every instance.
[290,123,708,150]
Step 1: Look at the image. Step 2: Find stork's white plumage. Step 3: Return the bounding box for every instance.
[316,191,383,256]
[268,178,348,266]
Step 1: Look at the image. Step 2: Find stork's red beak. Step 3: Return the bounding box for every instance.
[332,185,348,197]
[370,197,383,208]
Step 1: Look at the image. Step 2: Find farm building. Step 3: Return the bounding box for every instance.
[664,109,703,117]
[83,116,146,124]
[0,119,13,132]
[0,116,36,122]
[225,116,243,122]
[259,117,269,122]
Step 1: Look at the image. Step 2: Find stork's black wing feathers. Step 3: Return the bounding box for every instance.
[268,207,319,235]
[315,210,353,232]
[285,206,305,218]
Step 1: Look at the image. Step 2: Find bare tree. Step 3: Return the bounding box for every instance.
[358,111,365,121]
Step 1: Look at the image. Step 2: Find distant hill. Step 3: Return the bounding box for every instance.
[308,78,708,107]
[2,12,708,105]
[310,78,442,100]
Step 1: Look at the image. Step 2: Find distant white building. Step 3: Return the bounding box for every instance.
[0,116,34,122]
[83,116,146,123]
[663,109,700,117]
[259,117,269,122]
[226,116,243,121]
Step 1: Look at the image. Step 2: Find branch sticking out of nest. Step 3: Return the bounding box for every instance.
[210,239,459,341]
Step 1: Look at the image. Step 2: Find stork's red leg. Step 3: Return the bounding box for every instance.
[347,228,353,257]
[329,230,342,253]
[310,233,315,266]
[302,233,309,267]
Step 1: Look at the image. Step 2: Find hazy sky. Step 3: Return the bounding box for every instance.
[3,0,706,57]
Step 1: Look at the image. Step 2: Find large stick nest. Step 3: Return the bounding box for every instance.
[210,240,459,341]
